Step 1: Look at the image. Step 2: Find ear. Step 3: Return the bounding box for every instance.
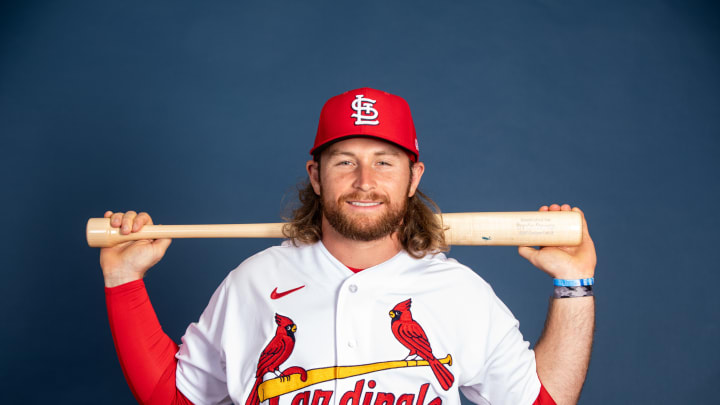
[408,161,425,197]
[306,159,321,195]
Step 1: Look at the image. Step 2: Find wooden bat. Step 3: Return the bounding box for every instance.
[86,211,582,248]
[257,354,453,401]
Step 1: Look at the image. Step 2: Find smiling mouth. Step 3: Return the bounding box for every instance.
[347,201,383,207]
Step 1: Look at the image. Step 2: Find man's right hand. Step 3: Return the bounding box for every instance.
[99,211,172,288]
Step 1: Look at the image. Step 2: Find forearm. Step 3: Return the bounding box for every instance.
[534,296,595,405]
[106,280,193,405]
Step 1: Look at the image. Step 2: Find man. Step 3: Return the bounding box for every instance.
[101,88,595,405]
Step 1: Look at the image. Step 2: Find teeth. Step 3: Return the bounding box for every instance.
[349,202,381,207]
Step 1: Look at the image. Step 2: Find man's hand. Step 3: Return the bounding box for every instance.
[518,204,596,280]
[99,211,172,288]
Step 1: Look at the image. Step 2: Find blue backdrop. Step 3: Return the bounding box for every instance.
[1,1,718,403]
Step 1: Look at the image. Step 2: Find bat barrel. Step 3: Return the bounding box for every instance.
[440,211,582,246]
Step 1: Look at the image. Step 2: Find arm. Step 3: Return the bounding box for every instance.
[100,211,192,404]
[518,204,596,405]
[106,279,194,405]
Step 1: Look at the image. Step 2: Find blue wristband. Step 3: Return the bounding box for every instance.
[553,277,594,287]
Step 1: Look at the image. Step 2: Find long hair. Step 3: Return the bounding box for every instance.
[282,164,449,258]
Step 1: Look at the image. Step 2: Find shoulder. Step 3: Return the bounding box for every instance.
[415,251,494,290]
[238,240,314,266]
[201,242,320,312]
[224,241,321,285]
[409,251,515,316]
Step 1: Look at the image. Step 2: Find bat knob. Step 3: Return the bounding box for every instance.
[86,218,115,248]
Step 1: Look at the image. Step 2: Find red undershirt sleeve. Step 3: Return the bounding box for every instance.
[105,279,194,405]
[533,382,557,405]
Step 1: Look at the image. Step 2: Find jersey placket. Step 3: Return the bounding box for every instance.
[334,270,369,405]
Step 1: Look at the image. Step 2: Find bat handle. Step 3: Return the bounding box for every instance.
[86,218,287,247]
[86,218,165,248]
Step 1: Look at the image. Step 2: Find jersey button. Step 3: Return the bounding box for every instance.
[348,284,358,293]
[347,340,356,348]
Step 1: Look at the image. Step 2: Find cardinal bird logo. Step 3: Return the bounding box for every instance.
[389,299,454,391]
[245,314,302,405]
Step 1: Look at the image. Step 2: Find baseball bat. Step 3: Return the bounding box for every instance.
[86,211,582,248]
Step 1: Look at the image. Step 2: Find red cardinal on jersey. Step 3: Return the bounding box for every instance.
[245,314,298,405]
[390,299,454,391]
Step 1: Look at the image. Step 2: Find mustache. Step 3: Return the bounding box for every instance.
[339,192,389,204]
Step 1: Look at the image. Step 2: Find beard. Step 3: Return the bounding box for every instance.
[321,188,409,242]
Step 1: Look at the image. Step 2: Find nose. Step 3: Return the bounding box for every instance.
[353,163,375,192]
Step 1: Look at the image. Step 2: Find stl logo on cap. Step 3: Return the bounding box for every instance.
[350,94,379,126]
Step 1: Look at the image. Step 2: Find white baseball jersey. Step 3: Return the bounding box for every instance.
[175,241,541,405]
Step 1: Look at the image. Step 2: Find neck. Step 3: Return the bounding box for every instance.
[320,217,404,269]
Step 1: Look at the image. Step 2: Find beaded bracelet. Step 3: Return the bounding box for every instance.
[553,285,593,298]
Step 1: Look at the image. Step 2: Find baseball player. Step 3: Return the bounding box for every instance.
[101,88,596,405]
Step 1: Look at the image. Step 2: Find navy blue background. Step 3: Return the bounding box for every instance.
[1,1,719,403]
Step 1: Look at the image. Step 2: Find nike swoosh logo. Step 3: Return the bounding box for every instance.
[270,285,305,300]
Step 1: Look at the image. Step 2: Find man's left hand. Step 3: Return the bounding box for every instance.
[518,204,596,279]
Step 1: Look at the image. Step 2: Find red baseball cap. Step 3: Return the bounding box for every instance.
[311,87,419,161]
